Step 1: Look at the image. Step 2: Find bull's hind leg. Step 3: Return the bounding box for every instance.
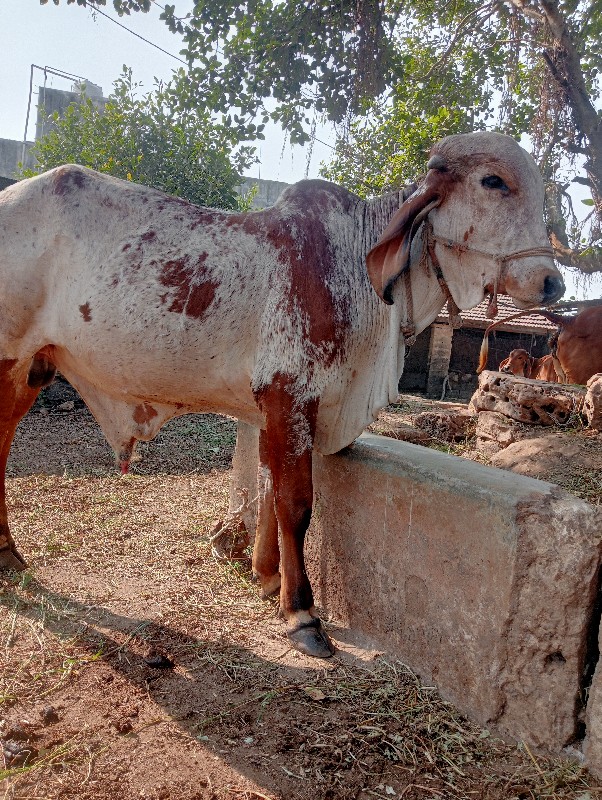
[257,375,334,658]
[0,357,46,569]
[252,430,282,598]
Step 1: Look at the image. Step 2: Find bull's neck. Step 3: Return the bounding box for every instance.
[362,190,408,252]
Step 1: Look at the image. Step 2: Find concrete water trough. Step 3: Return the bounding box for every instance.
[230,422,602,775]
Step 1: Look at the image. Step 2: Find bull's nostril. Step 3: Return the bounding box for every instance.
[543,275,565,302]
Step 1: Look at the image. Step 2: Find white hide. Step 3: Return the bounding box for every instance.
[427,132,557,310]
[0,132,563,459]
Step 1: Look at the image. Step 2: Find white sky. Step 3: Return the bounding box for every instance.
[0,0,334,183]
[1,0,600,298]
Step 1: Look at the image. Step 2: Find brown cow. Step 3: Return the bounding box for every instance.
[536,307,602,385]
[499,349,559,381]
[0,132,564,657]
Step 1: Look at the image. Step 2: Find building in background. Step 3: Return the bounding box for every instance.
[0,80,286,209]
[402,296,556,399]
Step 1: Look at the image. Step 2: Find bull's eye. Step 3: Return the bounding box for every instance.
[482,175,509,192]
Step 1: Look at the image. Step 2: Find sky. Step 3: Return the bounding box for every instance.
[1,0,600,299]
[0,0,334,184]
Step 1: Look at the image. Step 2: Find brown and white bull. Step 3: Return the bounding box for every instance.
[0,132,564,657]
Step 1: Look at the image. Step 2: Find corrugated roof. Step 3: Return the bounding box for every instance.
[436,295,557,334]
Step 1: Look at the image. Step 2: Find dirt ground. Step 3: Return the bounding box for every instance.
[1,380,601,800]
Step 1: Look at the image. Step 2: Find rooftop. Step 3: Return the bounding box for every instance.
[437,295,558,334]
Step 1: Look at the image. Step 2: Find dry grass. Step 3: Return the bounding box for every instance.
[1,399,602,798]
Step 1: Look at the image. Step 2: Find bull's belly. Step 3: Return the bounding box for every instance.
[52,344,264,442]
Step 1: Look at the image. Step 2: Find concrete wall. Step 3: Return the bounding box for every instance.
[237,176,291,209]
[35,83,104,141]
[230,422,602,770]
[0,138,34,184]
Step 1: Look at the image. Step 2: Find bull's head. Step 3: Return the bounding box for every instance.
[366,132,565,310]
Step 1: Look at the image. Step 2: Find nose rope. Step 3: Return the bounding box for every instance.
[429,235,555,265]
[426,221,555,320]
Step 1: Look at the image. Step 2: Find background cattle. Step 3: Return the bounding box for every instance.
[0,131,564,657]
[536,306,602,386]
[499,349,559,382]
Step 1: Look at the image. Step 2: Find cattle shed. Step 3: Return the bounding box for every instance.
[401,294,558,399]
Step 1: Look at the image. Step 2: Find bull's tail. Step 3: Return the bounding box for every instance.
[476,310,540,374]
[530,309,572,327]
[477,334,491,374]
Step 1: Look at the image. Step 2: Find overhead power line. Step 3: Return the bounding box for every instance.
[89,3,187,64]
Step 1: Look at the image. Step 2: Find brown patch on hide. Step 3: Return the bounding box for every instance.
[133,403,158,425]
[52,166,87,196]
[159,254,218,319]
[79,303,92,322]
[239,184,350,366]
[141,231,156,242]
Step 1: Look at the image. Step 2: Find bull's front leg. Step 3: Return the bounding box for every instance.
[257,375,334,658]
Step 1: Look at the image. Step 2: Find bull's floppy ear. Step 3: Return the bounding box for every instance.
[366,164,454,305]
[499,357,509,371]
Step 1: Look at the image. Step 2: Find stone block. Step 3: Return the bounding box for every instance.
[584,374,602,431]
[471,370,584,425]
[229,422,602,756]
[474,410,548,455]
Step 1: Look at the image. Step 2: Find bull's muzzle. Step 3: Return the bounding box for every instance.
[542,273,565,304]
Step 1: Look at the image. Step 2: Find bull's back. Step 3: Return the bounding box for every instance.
[12,167,370,421]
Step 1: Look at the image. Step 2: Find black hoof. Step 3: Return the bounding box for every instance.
[288,618,335,658]
[0,547,28,571]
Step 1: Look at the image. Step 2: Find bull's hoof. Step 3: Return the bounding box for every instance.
[0,547,28,571]
[287,618,335,658]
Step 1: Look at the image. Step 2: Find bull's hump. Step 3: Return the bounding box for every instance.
[50,164,89,196]
[275,179,358,215]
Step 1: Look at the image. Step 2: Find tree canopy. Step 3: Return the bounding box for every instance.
[22,68,256,210]
[42,0,602,275]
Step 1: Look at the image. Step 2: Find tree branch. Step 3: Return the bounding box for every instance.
[505,0,545,22]
[550,233,602,274]
[572,175,593,187]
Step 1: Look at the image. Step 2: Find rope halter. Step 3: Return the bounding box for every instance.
[426,220,555,321]
[399,220,556,345]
